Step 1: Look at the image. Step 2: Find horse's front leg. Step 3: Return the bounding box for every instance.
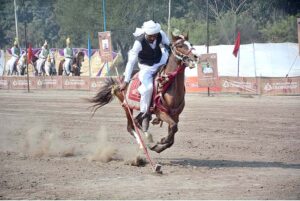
[149,112,178,153]
[16,64,21,76]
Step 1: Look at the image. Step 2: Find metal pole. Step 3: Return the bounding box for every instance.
[25,22,30,92]
[88,33,91,77]
[253,43,257,78]
[167,0,171,37]
[253,43,259,94]
[102,0,108,76]
[206,0,209,54]
[102,0,106,32]
[14,0,19,39]
[237,49,240,77]
[206,0,210,96]
[152,0,154,20]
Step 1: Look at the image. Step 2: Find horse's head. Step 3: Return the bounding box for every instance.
[170,32,199,69]
[76,51,85,63]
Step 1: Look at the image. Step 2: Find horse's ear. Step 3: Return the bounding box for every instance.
[184,31,189,40]
[171,28,182,42]
[171,32,177,42]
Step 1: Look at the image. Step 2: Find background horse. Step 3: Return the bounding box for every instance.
[44,52,56,76]
[89,33,199,154]
[16,53,27,75]
[6,53,27,76]
[31,54,39,76]
[58,51,84,76]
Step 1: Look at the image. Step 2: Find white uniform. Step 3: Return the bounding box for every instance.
[36,46,49,75]
[6,46,21,75]
[124,30,170,113]
[63,47,73,75]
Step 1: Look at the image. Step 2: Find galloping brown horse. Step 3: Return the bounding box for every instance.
[90,32,199,153]
[58,51,85,76]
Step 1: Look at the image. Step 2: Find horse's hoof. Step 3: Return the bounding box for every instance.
[144,132,154,143]
[151,144,165,153]
[147,142,157,151]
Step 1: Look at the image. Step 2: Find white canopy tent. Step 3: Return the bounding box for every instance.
[187,43,300,78]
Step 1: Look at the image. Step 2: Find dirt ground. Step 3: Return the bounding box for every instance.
[0,89,299,199]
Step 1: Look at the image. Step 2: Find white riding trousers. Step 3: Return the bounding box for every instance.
[138,48,169,113]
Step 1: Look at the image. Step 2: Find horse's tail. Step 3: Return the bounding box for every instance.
[88,77,120,116]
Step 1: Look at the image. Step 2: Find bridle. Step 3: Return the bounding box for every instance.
[170,37,198,69]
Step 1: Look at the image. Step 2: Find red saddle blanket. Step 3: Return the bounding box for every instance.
[125,73,157,111]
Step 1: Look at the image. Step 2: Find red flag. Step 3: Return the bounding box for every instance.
[27,43,33,63]
[232,32,240,57]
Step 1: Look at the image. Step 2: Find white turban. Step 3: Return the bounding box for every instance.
[143,20,161,35]
[43,40,48,46]
[66,37,71,45]
[14,38,18,45]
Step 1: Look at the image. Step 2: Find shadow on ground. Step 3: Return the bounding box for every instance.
[164,158,300,169]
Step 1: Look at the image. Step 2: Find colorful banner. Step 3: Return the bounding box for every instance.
[261,77,300,95]
[62,76,90,90]
[197,53,219,88]
[0,76,299,95]
[9,77,37,90]
[90,77,106,91]
[36,76,63,89]
[98,31,113,62]
[185,76,221,92]
[0,77,9,89]
[220,77,259,94]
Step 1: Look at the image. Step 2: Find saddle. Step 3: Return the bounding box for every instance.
[125,72,157,112]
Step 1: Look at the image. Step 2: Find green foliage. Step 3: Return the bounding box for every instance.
[0,0,298,55]
[0,0,17,48]
[260,15,298,43]
[161,18,207,45]
[54,0,103,48]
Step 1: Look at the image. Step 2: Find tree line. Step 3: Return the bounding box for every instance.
[0,0,299,64]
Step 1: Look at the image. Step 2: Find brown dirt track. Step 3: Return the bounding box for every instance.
[0,90,299,199]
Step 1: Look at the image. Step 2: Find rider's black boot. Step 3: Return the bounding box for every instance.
[134,112,144,128]
[142,113,151,132]
[134,112,151,131]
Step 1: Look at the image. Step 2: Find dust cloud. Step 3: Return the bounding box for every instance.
[21,123,137,164]
[24,124,75,157]
[88,126,117,162]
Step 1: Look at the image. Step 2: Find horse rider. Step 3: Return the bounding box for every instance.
[63,37,73,76]
[120,20,171,132]
[36,40,49,76]
[6,38,21,75]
